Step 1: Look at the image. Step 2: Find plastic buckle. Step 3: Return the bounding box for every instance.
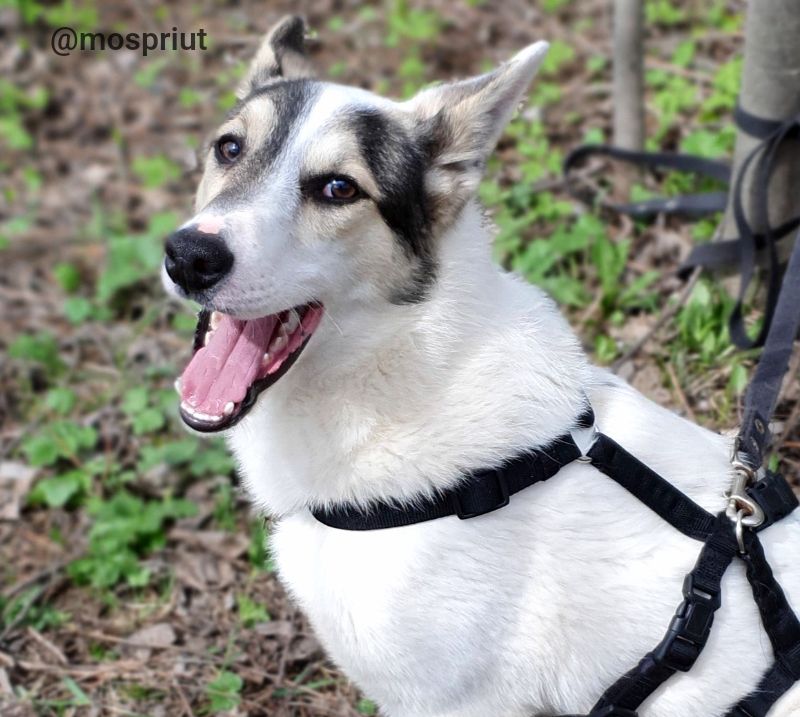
[453,468,510,519]
[654,602,715,671]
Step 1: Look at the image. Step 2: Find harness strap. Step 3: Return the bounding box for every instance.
[725,535,800,717]
[585,433,715,542]
[311,410,592,530]
[583,513,737,717]
[562,143,730,218]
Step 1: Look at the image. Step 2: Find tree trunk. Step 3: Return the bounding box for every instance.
[720,0,800,242]
[612,0,645,151]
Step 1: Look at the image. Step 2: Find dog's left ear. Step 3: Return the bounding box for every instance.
[237,15,315,99]
[409,42,548,209]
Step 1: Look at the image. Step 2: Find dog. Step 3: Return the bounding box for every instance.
[162,16,800,717]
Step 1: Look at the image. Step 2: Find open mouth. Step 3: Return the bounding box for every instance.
[175,303,324,432]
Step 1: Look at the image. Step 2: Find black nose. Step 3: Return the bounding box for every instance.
[164,227,234,294]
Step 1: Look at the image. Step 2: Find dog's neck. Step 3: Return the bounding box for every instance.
[229,202,591,516]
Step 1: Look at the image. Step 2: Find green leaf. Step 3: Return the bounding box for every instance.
[21,421,97,467]
[9,333,64,374]
[53,262,81,293]
[64,297,94,324]
[28,469,90,508]
[728,362,748,396]
[594,334,618,365]
[131,154,182,189]
[21,435,59,467]
[206,671,243,712]
[541,39,574,77]
[121,387,149,415]
[672,40,695,68]
[190,444,235,477]
[0,116,33,150]
[45,387,77,415]
[236,594,270,627]
[131,407,165,435]
[357,698,378,715]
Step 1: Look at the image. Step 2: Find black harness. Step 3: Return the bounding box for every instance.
[311,104,800,715]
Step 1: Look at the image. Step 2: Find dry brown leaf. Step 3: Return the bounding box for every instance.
[0,462,37,521]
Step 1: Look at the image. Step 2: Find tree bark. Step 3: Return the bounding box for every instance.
[720,0,800,241]
[612,0,645,151]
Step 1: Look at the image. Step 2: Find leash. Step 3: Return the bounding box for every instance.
[563,104,800,349]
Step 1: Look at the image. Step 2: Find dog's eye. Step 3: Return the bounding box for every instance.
[216,135,242,164]
[321,178,359,202]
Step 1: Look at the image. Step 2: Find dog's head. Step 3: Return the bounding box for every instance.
[163,15,548,432]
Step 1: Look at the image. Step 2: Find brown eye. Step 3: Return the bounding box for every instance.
[216,135,242,163]
[322,178,359,201]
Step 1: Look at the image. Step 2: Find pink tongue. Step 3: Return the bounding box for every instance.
[180,314,277,416]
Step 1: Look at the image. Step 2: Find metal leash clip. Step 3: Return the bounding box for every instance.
[725,455,765,552]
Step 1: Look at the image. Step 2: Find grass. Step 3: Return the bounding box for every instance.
[0,0,771,714]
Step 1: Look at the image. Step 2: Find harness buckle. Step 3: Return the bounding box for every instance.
[452,468,510,519]
[653,577,718,672]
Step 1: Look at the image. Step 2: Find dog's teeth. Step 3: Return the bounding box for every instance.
[284,313,300,332]
[174,378,182,394]
[270,334,287,351]
[180,401,224,424]
[223,401,235,416]
[204,331,211,346]
[210,311,222,330]
[262,352,271,367]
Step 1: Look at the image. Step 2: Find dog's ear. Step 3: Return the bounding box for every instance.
[409,42,548,209]
[237,16,315,99]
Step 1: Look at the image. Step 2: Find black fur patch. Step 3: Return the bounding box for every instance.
[269,16,306,65]
[245,16,307,89]
[213,80,320,205]
[350,108,436,303]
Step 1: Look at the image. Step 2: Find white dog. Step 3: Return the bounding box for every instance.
[162,16,800,717]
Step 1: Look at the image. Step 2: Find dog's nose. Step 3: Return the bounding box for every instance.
[164,227,234,294]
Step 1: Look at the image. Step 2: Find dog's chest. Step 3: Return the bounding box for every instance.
[269,509,562,714]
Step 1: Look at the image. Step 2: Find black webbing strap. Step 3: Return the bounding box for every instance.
[583,513,738,717]
[735,226,800,468]
[311,412,593,530]
[563,105,800,349]
[725,535,800,717]
[562,144,729,219]
[586,433,716,542]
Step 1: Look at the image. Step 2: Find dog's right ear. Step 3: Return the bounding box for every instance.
[407,42,548,223]
[236,16,315,99]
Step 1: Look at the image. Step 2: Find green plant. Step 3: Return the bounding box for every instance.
[9,332,65,376]
[0,587,69,633]
[22,420,97,468]
[236,593,270,627]
[68,492,196,588]
[121,386,166,436]
[96,211,177,306]
[247,520,274,572]
[205,670,243,713]
[131,155,182,189]
[357,698,379,715]
[674,280,736,366]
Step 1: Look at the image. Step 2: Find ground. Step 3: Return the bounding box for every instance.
[1,1,798,716]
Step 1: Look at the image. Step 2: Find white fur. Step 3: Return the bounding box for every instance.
[228,204,800,716]
[166,35,800,716]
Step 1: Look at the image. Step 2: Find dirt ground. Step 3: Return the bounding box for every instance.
[1,1,798,716]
